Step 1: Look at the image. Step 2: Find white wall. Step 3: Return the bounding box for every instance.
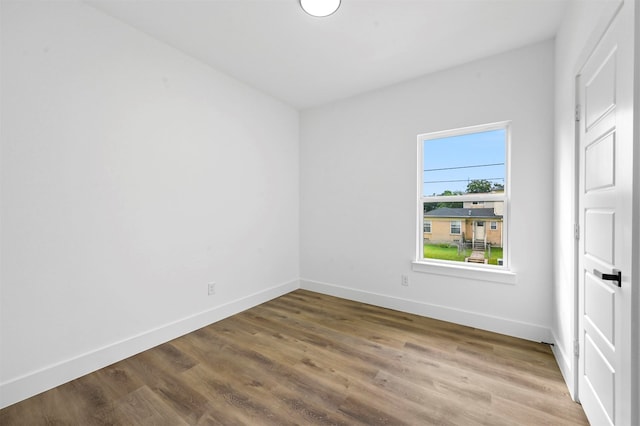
[300,41,555,342]
[552,0,623,398]
[0,1,299,407]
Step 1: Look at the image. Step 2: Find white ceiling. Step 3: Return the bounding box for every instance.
[85,0,569,109]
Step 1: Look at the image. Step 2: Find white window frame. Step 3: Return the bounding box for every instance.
[450,220,461,235]
[413,121,515,284]
[490,221,498,230]
[423,220,432,233]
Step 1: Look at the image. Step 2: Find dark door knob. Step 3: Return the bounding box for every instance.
[593,269,622,287]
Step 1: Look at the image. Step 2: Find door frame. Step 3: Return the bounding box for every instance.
[633,1,640,420]
[572,0,638,424]
[634,1,640,420]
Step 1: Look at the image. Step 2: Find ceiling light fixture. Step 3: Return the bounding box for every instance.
[300,0,341,17]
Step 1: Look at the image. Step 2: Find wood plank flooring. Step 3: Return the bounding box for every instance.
[0,289,588,425]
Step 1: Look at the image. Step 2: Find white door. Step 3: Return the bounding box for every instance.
[475,221,485,241]
[577,2,635,425]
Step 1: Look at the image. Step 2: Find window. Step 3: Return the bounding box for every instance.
[417,122,509,268]
[450,220,461,234]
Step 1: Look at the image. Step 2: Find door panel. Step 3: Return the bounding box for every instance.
[584,272,616,345]
[584,333,615,419]
[584,209,614,264]
[585,131,615,191]
[585,47,616,129]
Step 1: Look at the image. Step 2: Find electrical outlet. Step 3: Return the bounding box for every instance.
[207,282,216,295]
[401,274,409,286]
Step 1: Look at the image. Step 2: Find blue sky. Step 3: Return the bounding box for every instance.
[422,129,505,196]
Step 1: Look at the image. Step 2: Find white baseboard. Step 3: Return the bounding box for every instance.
[0,279,299,409]
[551,329,577,401]
[3,277,556,409]
[300,279,552,343]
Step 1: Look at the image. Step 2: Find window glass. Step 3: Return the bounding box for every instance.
[423,129,505,197]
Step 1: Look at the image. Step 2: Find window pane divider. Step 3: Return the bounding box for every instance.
[421,193,505,203]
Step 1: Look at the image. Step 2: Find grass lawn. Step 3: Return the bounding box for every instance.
[486,247,503,265]
[424,244,504,264]
[423,244,470,262]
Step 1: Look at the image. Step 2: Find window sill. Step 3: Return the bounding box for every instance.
[411,260,517,285]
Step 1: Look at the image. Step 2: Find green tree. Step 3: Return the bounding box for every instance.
[466,179,492,194]
[439,190,464,197]
[437,190,463,208]
[492,182,504,191]
[423,190,463,213]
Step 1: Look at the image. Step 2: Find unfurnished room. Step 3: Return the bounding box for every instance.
[1,0,639,424]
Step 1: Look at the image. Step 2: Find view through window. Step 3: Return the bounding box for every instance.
[418,123,509,267]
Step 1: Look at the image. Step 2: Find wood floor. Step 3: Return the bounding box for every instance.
[1,289,588,425]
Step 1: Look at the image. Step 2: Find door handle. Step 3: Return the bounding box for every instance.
[593,268,622,287]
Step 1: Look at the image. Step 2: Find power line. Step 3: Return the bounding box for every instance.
[424,177,504,184]
[424,162,504,172]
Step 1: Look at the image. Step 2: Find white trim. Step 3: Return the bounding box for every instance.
[633,2,640,423]
[412,260,516,285]
[300,279,549,342]
[551,329,577,401]
[416,134,425,258]
[0,279,299,409]
[419,120,512,141]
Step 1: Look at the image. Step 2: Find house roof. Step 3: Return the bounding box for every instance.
[424,207,502,219]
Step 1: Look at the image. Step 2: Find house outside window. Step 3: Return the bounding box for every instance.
[450,220,461,235]
[417,122,509,267]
